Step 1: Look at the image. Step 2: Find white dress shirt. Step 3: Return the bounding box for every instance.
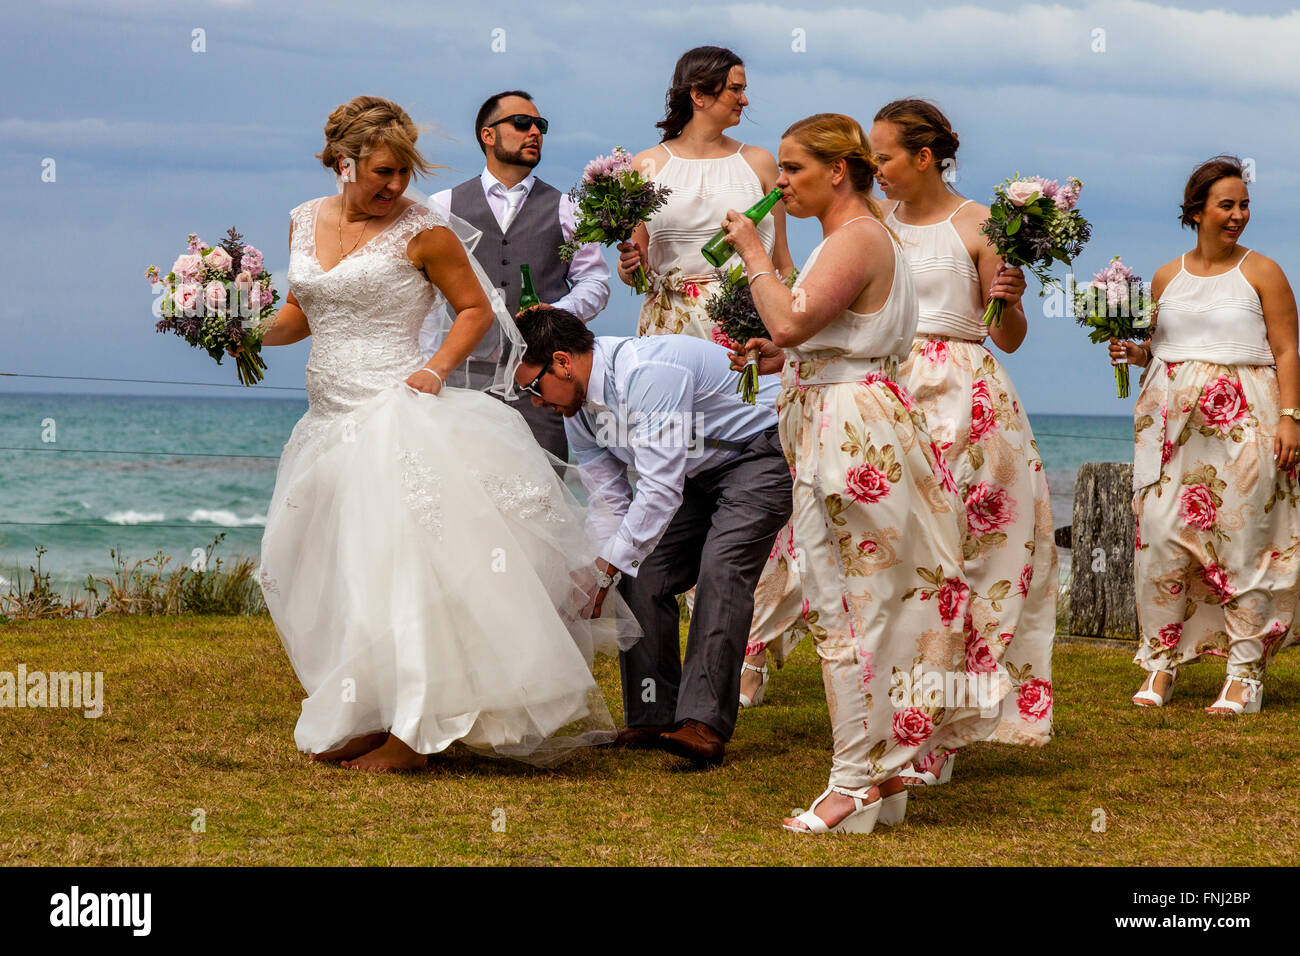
[566,335,781,577]
[429,168,611,320]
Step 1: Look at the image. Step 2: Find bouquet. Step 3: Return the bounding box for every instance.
[1072,255,1153,399]
[704,264,797,403]
[559,147,671,295]
[147,228,277,386]
[980,175,1090,327]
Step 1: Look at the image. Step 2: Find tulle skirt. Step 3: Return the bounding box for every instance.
[258,384,638,765]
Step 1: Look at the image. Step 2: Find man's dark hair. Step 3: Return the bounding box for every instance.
[475,90,533,154]
[515,306,595,366]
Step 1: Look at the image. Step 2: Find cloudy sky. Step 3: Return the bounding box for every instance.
[3,0,1298,413]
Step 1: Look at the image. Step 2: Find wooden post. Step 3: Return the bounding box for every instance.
[1068,462,1138,641]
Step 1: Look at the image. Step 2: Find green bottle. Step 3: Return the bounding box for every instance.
[701,187,784,268]
[518,264,541,310]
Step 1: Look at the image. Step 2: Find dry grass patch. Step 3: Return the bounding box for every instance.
[1,617,1297,866]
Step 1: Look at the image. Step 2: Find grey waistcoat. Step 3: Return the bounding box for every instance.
[450,177,570,319]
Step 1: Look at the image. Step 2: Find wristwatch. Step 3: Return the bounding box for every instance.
[593,565,622,590]
[1281,408,1300,423]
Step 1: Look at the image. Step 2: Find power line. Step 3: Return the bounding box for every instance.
[0,446,278,460]
[0,521,263,530]
[0,372,306,392]
[1035,431,1132,443]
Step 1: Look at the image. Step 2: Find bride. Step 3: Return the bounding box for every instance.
[256,95,636,771]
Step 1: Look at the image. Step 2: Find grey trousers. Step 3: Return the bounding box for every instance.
[616,427,793,740]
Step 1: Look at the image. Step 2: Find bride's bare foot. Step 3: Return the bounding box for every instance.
[782,785,881,831]
[310,732,388,763]
[340,734,427,772]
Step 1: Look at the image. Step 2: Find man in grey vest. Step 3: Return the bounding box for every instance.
[422,90,611,462]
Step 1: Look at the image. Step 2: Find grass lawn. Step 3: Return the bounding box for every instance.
[1,616,1298,866]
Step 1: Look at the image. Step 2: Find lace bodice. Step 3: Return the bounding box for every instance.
[287,197,448,419]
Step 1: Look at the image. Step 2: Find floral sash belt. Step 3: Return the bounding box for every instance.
[785,353,899,388]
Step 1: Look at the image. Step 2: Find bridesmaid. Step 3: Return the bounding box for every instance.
[869,99,1057,785]
[1112,155,1300,713]
[619,45,794,336]
[619,45,799,710]
[724,113,1004,833]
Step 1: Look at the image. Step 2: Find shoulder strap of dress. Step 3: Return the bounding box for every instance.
[733,143,746,156]
[1237,249,1253,269]
[945,199,975,221]
[661,143,675,159]
[840,214,888,234]
[292,197,325,253]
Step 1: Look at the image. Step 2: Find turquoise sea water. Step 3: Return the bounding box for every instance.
[0,392,1133,591]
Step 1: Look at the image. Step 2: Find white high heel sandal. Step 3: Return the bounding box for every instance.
[783,785,882,834]
[1205,676,1263,715]
[1132,669,1177,708]
[901,750,955,787]
[739,662,768,708]
[877,789,908,827]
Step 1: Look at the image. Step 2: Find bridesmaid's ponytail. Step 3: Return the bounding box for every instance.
[782,113,899,244]
[656,46,744,143]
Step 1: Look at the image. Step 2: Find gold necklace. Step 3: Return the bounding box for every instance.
[337,196,374,259]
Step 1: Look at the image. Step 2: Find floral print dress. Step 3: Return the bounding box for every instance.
[1132,253,1300,679]
[778,221,1009,789]
[891,206,1056,745]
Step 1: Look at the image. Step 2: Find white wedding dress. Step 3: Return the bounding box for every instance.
[258,196,634,764]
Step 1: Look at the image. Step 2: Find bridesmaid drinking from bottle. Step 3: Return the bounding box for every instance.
[869,99,1057,785]
[619,45,800,711]
[1113,155,1300,714]
[724,113,1003,833]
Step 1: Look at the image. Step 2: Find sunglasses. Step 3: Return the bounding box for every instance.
[519,360,552,398]
[487,114,549,135]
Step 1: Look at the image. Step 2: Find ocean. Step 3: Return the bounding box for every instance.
[0,392,1133,591]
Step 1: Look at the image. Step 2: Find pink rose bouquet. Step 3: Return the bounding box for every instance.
[1072,255,1153,398]
[981,173,1091,327]
[147,227,277,386]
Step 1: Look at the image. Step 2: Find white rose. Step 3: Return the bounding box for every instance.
[1005,180,1041,206]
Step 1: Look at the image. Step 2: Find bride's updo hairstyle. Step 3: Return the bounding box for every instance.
[656,46,744,142]
[873,98,960,172]
[317,95,437,178]
[1180,155,1245,229]
[782,113,897,239]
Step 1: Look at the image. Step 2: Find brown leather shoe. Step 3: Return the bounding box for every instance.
[613,724,676,749]
[660,719,725,766]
